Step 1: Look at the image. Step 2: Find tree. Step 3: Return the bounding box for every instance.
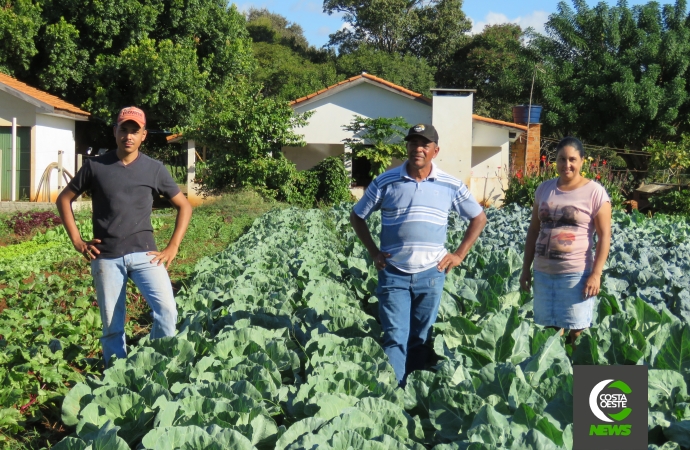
[1,0,254,132]
[252,42,341,102]
[324,0,471,68]
[533,0,690,148]
[335,45,435,95]
[245,8,341,102]
[441,24,538,121]
[343,116,410,178]
[246,7,309,51]
[0,0,41,75]
[182,78,310,195]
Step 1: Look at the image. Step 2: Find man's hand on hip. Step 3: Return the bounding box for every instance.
[74,239,101,261]
[373,250,392,271]
[148,245,179,269]
[437,252,463,273]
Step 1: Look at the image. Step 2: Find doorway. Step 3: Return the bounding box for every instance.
[0,127,31,201]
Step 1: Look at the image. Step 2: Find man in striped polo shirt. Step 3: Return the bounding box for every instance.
[350,123,487,386]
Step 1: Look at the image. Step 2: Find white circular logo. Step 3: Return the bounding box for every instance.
[414,124,425,132]
[589,379,632,423]
[589,379,614,422]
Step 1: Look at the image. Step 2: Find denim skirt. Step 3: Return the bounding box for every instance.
[533,270,595,330]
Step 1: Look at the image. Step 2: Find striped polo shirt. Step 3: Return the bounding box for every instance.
[353,162,483,273]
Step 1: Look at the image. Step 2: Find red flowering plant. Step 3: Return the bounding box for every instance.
[503,160,558,207]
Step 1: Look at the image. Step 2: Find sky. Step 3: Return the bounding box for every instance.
[232,0,677,48]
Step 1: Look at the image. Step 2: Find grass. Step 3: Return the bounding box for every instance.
[0,189,285,449]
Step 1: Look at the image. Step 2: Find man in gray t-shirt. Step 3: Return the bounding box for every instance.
[56,106,192,366]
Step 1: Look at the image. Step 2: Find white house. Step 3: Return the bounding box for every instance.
[0,72,90,202]
[282,73,529,206]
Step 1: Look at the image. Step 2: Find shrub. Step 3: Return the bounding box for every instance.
[649,189,690,216]
[310,156,353,205]
[285,170,320,208]
[643,134,690,184]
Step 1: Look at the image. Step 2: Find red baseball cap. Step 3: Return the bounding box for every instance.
[116,107,146,128]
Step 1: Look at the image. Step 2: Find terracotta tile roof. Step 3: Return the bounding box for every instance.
[473,114,527,131]
[166,133,183,143]
[0,72,90,117]
[290,73,432,106]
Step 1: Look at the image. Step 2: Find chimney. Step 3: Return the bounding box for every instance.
[431,89,476,185]
[510,123,541,172]
[510,104,542,172]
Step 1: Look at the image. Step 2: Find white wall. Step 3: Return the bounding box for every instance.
[433,91,473,186]
[292,82,432,145]
[34,114,75,201]
[0,90,36,127]
[469,122,511,206]
[283,144,345,171]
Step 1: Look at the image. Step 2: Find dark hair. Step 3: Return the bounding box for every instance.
[556,136,584,158]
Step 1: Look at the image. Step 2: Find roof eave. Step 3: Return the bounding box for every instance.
[290,75,432,109]
[43,109,91,122]
[0,83,56,113]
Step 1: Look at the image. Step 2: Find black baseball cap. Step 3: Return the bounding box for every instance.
[404,123,438,143]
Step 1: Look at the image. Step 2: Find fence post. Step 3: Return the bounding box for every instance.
[11,118,17,201]
[58,150,64,193]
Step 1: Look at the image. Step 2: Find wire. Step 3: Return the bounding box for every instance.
[541,137,651,157]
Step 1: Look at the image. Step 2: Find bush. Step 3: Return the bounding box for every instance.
[221,154,352,208]
[285,170,320,208]
[310,156,353,206]
[649,189,690,216]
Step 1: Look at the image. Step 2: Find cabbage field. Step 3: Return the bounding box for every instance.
[4,204,690,449]
[0,205,690,450]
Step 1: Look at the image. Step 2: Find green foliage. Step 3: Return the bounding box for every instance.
[441,24,537,122]
[84,37,209,129]
[164,165,186,185]
[650,189,690,216]
[310,156,354,206]
[0,193,277,445]
[245,7,309,51]
[644,133,690,184]
[532,0,690,147]
[251,42,341,102]
[54,205,690,449]
[183,78,310,195]
[343,116,410,178]
[0,0,41,74]
[335,45,435,95]
[502,165,549,208]
[2,0,255,132]
[324,0,471,70]
[285,169,320,208]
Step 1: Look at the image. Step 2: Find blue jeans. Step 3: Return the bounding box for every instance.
[377,264,446,385]
[91,252,177,365]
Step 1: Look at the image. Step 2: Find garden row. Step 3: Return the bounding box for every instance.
[0,192,276,447]
[53,205,690,449]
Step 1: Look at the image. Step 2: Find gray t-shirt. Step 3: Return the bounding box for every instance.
[67,151,181,258]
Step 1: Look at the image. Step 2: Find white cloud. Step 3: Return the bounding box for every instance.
[317,26,331,36]
[470,10,549,35]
